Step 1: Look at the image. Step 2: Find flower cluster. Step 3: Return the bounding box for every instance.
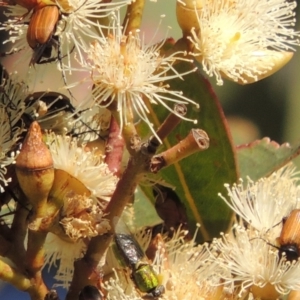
[74,12,199,140]
[0,0,131,66]
[104,227,230,300]
[0,0,300,299]
[104,165,300,300]
[215,165,300,298]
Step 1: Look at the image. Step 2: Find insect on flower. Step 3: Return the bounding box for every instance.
[252,209,300,262]
[1,0,131,68]
[23,91,103,139]
[0,0,61,63]
[114,219,165,298]
[26,5,60,65]
[277,209,300,262]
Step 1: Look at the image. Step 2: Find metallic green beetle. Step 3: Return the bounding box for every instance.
[114,233,165,298]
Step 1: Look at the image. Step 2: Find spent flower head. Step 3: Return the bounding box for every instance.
[186,0,300,85]
[76,12,199,142]
[60,192,110,242]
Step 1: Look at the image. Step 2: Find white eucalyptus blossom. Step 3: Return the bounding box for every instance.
[188,0,300,85]
[0,5,29,58]
[42,193,110,285]
[104,227,229,299]
[0,0,131,68]
[212,225,300,299]
[0,73,27,192]
[47,132,118,201]
[76,12,199,142]
[219,164,300,235]
[43,232,86,288]
[55,0,132,69]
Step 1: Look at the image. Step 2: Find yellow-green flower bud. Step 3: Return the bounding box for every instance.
[176,0,204,34]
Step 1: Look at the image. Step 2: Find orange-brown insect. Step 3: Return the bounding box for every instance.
[277,209,300,261]
[26,5,60,64]
[0,0,48,23]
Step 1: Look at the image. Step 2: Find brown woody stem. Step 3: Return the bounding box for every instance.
[156,104,187,141]
[66,139,156,299]
[0,221,11,241]
[26,230,47,275]
[25,230,49,300]
[147,104,187,150]
[105,116,125,177]
[123,0,145,35]
[0,235,11,257]
[10,202,30,267]
[150,129,209,173]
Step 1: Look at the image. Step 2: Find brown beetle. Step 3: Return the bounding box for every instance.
[26,6,59,49]
[277,209,300,261]
[26,5,60,64]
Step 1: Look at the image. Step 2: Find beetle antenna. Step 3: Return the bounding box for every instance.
[249,237,280,250]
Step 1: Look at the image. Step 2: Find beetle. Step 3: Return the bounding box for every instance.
[254,209,300,262]
[277,209,300,262]
[113,218,165,298]
[114,222,165,299]
[23,91,103,139]
[26,5,60,65]
[0,3,61,65]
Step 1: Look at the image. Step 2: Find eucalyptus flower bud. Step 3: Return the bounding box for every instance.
[16,121,54,216]
[176,0,203,34]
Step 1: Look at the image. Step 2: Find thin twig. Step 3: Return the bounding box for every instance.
[123,0,145,35]
[105,116,125,177]
[150,129,210,173]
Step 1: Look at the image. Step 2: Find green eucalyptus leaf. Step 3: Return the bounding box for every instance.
[140,61,238,242]
[133,186,163,228]
[237,138,300,181]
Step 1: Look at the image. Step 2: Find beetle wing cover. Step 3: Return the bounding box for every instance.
[279,209,300,247]
[115,234,145,266]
